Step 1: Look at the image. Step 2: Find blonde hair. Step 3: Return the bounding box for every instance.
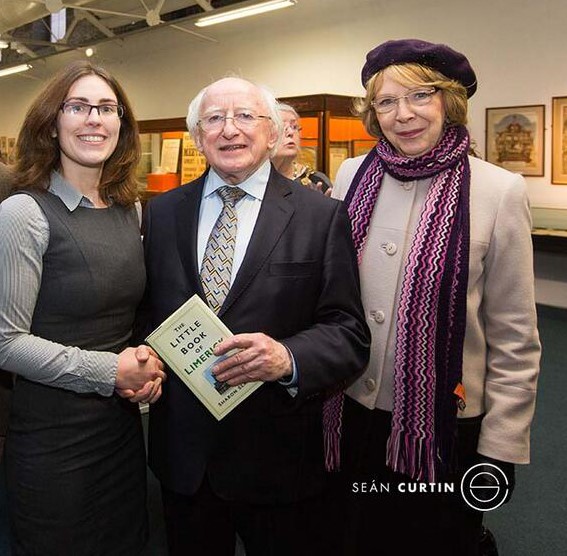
[354,63,469,138]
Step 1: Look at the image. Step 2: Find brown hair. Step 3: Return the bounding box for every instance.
[13,60,140,206]
[354,63,469,139]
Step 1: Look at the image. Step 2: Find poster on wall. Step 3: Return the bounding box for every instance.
[329,142,351,182]
[485,105,545,177]
[552,96,567,185]
[160,138,181,173]
[181,133,207,183]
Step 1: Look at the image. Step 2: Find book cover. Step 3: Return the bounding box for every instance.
[145,294,262,420]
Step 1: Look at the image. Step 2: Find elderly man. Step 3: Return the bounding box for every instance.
[140,77,370,555]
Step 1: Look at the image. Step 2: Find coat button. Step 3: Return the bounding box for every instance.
[365,378,377,391]
[385,242,397,255]
[370,310,385,323]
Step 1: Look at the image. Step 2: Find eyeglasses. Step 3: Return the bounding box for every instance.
[283,122,302,133]
[371,87,438,114]
[198,111,272,132]
[60,101,124,119]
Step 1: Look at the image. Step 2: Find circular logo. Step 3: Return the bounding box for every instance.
[460,463,509,511]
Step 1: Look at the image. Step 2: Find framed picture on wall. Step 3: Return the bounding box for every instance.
[552,96,567,184]
[485,105,545,177]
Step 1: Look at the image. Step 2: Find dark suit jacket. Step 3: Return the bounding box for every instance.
[141,166,370,504]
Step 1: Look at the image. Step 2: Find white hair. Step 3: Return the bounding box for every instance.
[186,77,283,154]
[277,102,300,119]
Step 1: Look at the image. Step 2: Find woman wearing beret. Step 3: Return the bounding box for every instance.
[331,39,540,555]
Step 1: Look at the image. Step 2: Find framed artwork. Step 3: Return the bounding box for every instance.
[160,138,181,173]
[552,96,567,184]
[351,139,376,158]
[485,105,545,176]
[181,133,207,183]
[329,142,351,181]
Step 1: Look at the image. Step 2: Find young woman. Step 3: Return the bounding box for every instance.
[0,61,165,556]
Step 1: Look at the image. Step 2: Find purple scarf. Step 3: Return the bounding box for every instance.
[325,125,470,482]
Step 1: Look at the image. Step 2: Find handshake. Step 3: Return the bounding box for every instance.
[115,345,166,404]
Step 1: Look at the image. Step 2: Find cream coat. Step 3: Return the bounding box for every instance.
[333,154,541,464]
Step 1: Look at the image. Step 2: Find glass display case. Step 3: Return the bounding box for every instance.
[277,94,375,182]
[136,94,376,197]
[137,117,207,201]
[531,207,567,252]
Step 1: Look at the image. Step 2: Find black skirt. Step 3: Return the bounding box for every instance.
[5,378,148,556]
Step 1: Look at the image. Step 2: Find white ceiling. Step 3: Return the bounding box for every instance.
[0,0,249,68]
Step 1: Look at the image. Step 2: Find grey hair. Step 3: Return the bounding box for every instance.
[186,77,283,154]
[277,102,300,119]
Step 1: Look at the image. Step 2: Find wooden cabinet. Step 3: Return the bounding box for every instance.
[135,94,376,196]
[531,207,567,252]
[277,94,375,181]
[137,117,206,201]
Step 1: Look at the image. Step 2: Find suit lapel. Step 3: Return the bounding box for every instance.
[175,175,206,297]
[219,169,294,317]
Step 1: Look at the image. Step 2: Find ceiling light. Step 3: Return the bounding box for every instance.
[0,64,32,78]
[194,0,296,27]
[85,47,94,57]
[0,40,9,49]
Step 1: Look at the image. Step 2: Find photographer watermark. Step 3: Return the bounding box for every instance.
[351,461,510,512]
[460,462,511,512]
[351,481,455,494]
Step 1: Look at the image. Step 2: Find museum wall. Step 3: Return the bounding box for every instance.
[0,0,565,305]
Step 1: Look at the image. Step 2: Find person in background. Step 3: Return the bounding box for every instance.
[332,39,541,555]
[0,162,14,462]
[139,76,370,556]
[0,61,166,556]
[272,102,333,193]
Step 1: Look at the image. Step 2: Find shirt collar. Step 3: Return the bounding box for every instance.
[48,171,97,211]
[204,160,271,201]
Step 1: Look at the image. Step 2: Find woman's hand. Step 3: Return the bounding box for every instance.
[115,345,165,403]
[117,376,163,404]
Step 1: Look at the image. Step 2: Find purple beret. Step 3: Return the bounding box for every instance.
[361,38,477,97]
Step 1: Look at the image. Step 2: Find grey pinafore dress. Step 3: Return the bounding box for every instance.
[5,190,148,556]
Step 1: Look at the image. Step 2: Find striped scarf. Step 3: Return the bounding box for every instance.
[325,125,470,482]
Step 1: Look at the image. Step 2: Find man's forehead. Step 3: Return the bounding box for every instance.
[202,79,266,110]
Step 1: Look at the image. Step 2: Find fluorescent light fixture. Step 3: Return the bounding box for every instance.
[0,63,32,77]
[194,0,296,27]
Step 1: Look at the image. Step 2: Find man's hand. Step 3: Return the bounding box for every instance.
[212,333,292,386]
[115,345,166,403]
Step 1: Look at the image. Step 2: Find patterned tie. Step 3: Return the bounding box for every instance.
[200,186,246,314]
